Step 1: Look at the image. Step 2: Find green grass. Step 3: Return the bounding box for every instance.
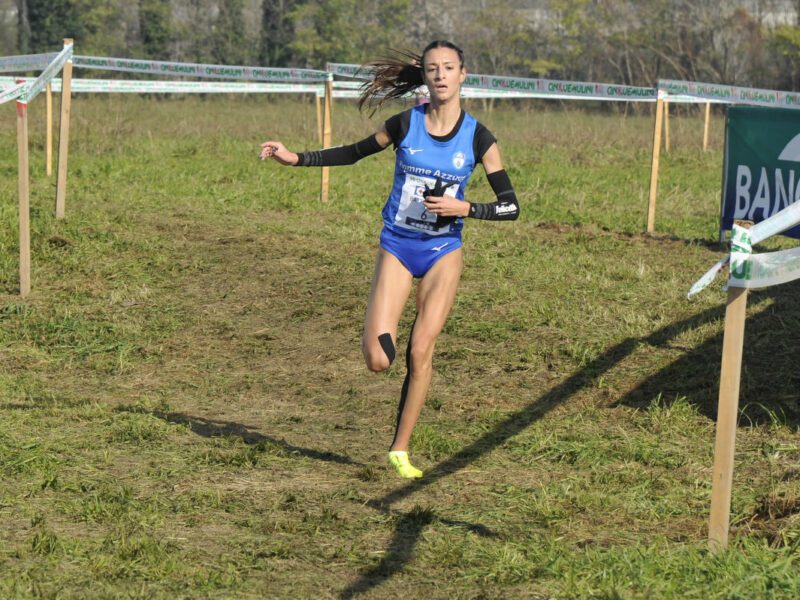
[0,95,799,598]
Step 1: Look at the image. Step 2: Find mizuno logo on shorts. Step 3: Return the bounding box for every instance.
[431,242,450,252]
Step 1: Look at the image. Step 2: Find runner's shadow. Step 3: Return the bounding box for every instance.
[119,409,365,467]
[341,301,743,598]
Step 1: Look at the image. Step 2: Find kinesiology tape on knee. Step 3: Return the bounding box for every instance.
[378,333,396,365]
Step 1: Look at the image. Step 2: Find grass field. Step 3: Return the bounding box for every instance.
[1,94,800,598]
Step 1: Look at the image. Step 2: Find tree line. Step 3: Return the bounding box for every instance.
[6,0,800,91]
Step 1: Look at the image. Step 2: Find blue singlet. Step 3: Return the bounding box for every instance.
[379,105,479,277]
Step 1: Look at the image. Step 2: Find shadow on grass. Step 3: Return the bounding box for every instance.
[614,281,800,425]
[121,409,366,467]
[341,294,787,598]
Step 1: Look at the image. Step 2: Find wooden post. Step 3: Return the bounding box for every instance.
[646,94,665,233]
[320,75,333,203]
[664,101,670,152]
[703,102,711,151]
[46,82,53,176]
[315,92,322,145]
[55,38,73,220]
[16,86,31,297]
[708,284,749,552]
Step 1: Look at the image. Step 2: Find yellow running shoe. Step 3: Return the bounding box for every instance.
[387,451,423,479]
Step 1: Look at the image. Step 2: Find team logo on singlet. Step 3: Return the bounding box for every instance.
[452,152,465,169]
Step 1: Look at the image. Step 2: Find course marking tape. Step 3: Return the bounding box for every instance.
[0,81,26,105]
[0,52,57,73]
[26,43,73,103]
[326,62,658,102]
[73,55,328,82]
[660,79,800,110]
[689,200,800,296]
[1,76,321,95]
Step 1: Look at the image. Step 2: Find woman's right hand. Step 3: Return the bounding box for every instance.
[259,141,299,166]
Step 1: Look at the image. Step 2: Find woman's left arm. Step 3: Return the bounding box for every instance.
[466,144,520,221]
[422,143,520,221]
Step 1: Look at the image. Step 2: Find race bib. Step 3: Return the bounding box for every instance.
[395,174,460,235]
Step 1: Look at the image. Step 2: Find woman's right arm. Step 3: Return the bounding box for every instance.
[259,126,392,167]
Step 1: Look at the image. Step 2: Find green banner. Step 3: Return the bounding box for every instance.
[722,106,800,238]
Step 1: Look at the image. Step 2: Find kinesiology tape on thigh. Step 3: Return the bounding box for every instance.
[378,333,396,365]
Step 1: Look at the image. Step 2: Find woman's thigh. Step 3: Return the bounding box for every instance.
[362,249,414,368]
[412,248,464,357]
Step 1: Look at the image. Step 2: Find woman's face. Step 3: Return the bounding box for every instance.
[422,47,465,103]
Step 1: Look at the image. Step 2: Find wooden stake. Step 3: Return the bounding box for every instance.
[17,92,31,297]
[664,101,670,152]
[55,38,74,220]
[46,82,53,176]
[315,92,322,145]
[708,284,749,552]
[703,102,711,151]
[320,76,333,203]
[646,96,665,233]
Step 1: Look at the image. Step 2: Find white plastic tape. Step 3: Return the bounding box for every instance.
[689,201,800,296]
[2,76,321,95]
[26,43,73,103]
[326,62,658,102]
[74,55,328,83]
[729,245,800,289]
[0,81,26,105]
[660,79,800,110]
[0,52,57,73]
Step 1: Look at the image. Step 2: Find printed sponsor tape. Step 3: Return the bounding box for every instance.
[0,82,26,105]
[660,79,800,110]
[326,62,658,102]
[728,244,800,288]
[689,201,800,296]
[26,43,73,102]
[73,55,328,82]
[1,76,320,95]
[326,63,370,79]
[0,52,58,73]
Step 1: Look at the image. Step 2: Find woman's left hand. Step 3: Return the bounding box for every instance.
[423,195,470,218]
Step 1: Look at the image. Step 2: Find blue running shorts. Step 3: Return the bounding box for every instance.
[379,227,462,278]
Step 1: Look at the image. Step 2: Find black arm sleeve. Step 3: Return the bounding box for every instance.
[467,169,520,221]
[295,134,385,167]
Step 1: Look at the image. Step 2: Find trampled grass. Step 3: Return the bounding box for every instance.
[1,95,799,598]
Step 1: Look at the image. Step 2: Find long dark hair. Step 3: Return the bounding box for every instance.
[357,40,465,115]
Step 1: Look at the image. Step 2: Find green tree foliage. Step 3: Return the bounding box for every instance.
[260,0,295,66]
[20,0,125,55]
[770,24,800,89]
[211,0,247,65]
[15,0,31,53]
[139,0,172,60]
[7,0,800,92]
[289,0,410,68]
[25,0,85,51]
[460,1,546,76]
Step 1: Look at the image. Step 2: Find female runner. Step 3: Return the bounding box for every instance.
[259,40,519,478]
